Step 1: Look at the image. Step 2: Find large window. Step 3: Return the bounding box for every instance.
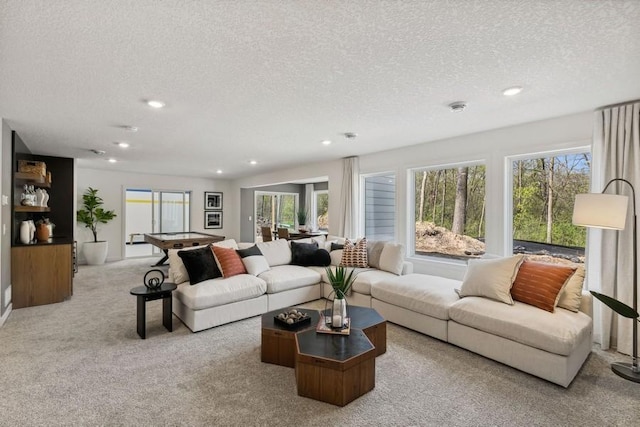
[254,191,298,237]
[512,152,590,263]
[314,190,329,231]
[363,174,396,241]
[413,165,486,259]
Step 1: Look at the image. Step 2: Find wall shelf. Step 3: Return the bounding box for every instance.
[14,205,51,213]
[15,171,51,188]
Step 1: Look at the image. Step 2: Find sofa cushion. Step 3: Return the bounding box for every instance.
[379,243,405,275]
[351,269,400,295]
[341,238,369,268]
[174,274,267,310]
[458,255,524,305]
[168,245,209,284]
[557,266,585,312]
[211,246,247,278]
[236,245,270,276]
[366,240,385,269]
[511,261,576,312]
[371,274,461,320]
[258,265,321,293]
[177,246,222,285]
[257,239,292,266]
[211,239,239,249]
[449,296,592,356]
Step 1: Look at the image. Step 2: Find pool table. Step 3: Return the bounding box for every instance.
[144,231,225,266]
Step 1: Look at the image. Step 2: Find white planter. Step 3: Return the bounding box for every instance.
[83,241,108,265]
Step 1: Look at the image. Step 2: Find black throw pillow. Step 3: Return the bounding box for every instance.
[178,246,222,285]
[331,242,345,251]
[291,241,318,266]
[291,241,330,267]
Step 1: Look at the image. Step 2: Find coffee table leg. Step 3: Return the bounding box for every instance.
[137,295,146,339]
[163,294,173,332]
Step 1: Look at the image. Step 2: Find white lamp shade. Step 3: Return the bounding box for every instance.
[572,193,629,230]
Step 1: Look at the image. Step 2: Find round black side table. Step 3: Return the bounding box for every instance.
[130,282,177,339]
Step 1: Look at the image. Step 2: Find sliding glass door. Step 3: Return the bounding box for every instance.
[125,189,191,258]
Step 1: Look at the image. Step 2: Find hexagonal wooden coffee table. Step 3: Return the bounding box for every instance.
[261,307,320,368]
[324,305,387,356]
[295,328,376,406]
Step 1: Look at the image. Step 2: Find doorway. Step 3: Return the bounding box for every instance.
[254,191,298,240]
[124,189,191,258]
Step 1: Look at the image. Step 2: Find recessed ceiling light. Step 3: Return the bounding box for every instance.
[123,126,138,132]
[108,158,117,163]
[448,101,467,112]
[321,140,332,146]
[114,142,130,148]
[502,86,523,96]
[249,160,257,165]
[216,170,222,174]
[147,100,165,109]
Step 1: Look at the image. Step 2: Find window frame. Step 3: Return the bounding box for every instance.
[505,146,592,257]
[408,160,486,262]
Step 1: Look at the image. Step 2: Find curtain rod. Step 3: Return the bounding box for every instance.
[595,99,640,111]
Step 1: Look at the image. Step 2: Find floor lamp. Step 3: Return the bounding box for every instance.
[573,178,640,383]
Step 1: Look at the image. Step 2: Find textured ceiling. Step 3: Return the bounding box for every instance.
[1,0,640,179]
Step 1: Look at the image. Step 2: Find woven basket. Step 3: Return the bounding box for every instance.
[18,160,46,176]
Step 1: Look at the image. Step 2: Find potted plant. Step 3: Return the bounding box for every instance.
[297,207,308,232]
[325,266,357,328]
[77,187,117,265]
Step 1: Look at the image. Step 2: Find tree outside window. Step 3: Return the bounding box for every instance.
[512,152,590,264]
[413,165,486,259]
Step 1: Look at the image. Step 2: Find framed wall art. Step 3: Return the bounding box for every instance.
[205,192,223,210]
[205,211,223,229]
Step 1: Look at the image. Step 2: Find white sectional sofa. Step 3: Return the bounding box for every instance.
[168,236,411,332]
[367,268,593,388]
[167,237,592,387]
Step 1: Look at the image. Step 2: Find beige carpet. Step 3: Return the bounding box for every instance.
[0,257,638,426]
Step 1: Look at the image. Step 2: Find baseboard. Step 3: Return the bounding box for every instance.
[0,304,12,328]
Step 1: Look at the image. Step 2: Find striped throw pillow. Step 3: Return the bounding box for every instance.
[511,261,576,312]
[340,238,368,268]
[211,245,247,278]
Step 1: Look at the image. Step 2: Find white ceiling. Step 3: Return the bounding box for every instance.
[1,1,640,179]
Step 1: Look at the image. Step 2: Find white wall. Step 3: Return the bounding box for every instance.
[230,111,594,279]
[76,168,234,263]
[0,119,12,322]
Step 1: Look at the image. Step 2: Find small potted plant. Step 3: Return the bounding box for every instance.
[297,207,308,232]
[77,187,117,265]
[325,266,357,328]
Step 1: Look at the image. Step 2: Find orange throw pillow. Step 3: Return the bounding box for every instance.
[211,245,247,278]
[511,261,576,312]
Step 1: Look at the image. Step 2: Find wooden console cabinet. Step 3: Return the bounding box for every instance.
[11,244,73,308]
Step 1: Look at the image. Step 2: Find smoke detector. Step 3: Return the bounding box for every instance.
[90,149,106,155]
[448,101,467,112]
[343,132,358,140]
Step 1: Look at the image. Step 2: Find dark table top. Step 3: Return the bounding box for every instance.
[262,307,320,332]
[323,305,385,330]
[130,282,177,296]
[296,328,373,362]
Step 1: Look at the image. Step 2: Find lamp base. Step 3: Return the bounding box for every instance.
[611,362,640,383]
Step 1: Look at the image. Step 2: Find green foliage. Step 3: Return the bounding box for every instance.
[325,266,357,299]
[77,187,117,242]
[296,207,308,225]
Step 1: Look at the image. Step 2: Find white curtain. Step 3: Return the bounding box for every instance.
[591,101,640,354]
[338,156,359,238]
[305,183,316,231]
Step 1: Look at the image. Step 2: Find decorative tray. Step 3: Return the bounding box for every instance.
[274,309,311,328]
[316,314,351,335]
